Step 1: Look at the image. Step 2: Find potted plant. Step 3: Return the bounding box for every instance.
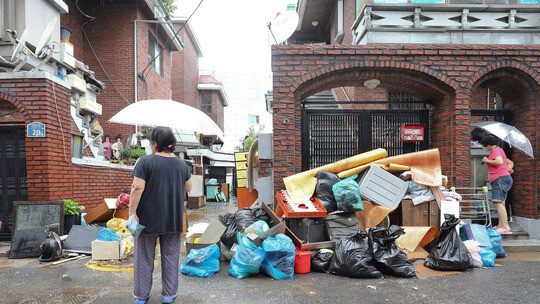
[64,199,83,235]
[121,145,146,165]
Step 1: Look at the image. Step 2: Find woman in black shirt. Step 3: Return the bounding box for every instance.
[129,127,192,304]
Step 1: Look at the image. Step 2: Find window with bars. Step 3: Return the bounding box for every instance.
[201,92,212,114]
[387,89,426,110]
[494,93,503,109]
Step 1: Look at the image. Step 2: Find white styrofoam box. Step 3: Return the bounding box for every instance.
[61,51,75,68]
[85,88,97,102]
[67,74,86,93]
[91,240,120,260]
[357,165,408,210]
[79,97,102,115]
[60,40,74,56]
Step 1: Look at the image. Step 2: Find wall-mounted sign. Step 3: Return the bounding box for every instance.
[400,124,425,141]
[27,122,46,138]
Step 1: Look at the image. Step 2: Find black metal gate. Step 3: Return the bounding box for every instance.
[0,126,27,240]
[302,109,430,170]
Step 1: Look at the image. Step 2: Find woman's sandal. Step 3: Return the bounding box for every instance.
[162,296,177,303]
[495,228,513,235]
[134,294,150,304]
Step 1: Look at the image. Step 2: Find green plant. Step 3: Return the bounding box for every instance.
[64,199,81,215]
[120,146,132,161]
[235,125,265,151]
[130,146,146,159]
[160,0,177,14]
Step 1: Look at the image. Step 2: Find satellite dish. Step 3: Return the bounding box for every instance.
[11,25,30,61]
[35,17,57,56]
[270,11,299,44]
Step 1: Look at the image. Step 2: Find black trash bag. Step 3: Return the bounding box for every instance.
[252,207,271,224]
[329,231,383,279]
[219,208,271,249]
[234,208,257,231]
[368,225,416,278]
[314,171,341,213]
[325,212,362,241]
[424,214,474,271]
[311,249,334,273]
[218,212,238,249]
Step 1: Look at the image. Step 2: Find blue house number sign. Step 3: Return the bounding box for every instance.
[27,122,46,138]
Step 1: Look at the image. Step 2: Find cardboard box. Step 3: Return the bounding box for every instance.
[187,196,205,209]
[185,220,226,255]
[261,202,302,249]
[91,240,120,260]
[84,199,129,224]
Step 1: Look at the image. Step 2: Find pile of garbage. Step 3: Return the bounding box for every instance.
[180,148,508,279]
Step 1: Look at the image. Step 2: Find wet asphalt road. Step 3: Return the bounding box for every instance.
[1,204,539,304]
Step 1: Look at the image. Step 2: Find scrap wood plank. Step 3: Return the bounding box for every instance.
[430,186,445,209]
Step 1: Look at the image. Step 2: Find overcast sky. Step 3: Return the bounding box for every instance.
[174,0,291,76]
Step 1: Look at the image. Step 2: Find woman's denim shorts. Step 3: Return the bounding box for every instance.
[491,175,513,203]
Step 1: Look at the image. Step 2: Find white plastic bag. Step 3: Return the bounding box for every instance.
[463,240,483,268]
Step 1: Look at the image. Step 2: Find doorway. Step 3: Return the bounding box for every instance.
[0,126,27,241]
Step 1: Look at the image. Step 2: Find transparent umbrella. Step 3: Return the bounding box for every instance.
[472,121,534,158]
[109,99,224,137]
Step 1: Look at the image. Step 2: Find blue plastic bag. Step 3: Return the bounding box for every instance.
[126,215,145,237]
[179,244,220,278]
[478,248,496,267]
[229,235,265,279]
[261,234,296,280]
[460,223,492,249]
[332,174,364,212]
[98,228,121,241]
[487,229,508,258]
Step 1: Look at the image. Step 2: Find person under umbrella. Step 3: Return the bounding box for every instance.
[480,134,514,234]
[129,127,192,303]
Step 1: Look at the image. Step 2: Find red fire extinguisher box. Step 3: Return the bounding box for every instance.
[400,124,425,141]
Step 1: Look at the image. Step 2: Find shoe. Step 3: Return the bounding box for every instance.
[162,296,177,303]
[134,294,150,304]
[495,228,513,235]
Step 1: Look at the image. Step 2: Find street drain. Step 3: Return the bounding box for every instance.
[17,288,99,304]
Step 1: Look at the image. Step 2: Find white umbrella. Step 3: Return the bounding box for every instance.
[472,121,534,158]
[109,99,224,137]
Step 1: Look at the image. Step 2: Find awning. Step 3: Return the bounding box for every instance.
[187,148,234,167]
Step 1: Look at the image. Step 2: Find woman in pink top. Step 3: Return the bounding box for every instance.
[480,134,514,234]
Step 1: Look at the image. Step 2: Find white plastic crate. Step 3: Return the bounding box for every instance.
[357,165,408,210]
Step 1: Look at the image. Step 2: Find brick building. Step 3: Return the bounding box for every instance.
[271,1,540,236]
[0,0,223,240]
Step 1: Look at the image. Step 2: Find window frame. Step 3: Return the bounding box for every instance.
[201,92,212,114]
[148,33,163,76]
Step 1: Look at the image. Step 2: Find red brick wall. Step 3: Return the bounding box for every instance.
[272,44,540,219]
[171,24,200,109]
[71,164,133,209]
[203,90,225,131]
[63,1,175,146]
[0,78,132,211]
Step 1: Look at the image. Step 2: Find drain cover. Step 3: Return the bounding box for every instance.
[18,288,98,304]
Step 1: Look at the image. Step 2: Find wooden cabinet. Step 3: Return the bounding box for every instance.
[401,199,440,227]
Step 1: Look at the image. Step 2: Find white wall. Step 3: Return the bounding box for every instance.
[201,70,273,152]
